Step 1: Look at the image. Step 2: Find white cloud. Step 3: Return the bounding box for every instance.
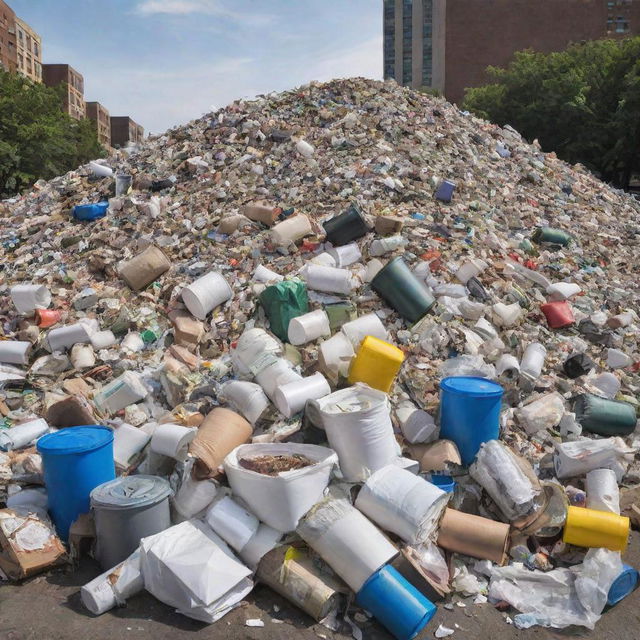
[134,0,273,26]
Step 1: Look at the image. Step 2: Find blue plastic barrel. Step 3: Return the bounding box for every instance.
[356,565,436,640]
[430,474,456,493]
[72,202,109,221]
[439,377,503,466]
[37,426,115,541]
[607,564,639,606]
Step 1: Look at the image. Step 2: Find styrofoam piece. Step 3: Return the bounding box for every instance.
[318,332,355,379]
[355,465,450,544]
[586,468,620,514]
[496,353,520,377]
[113,423,151,469]
[456,259,488,285]
[0,341,31,365]
[224,443,337,532]
[546,282,582,301]
[307,384,399,482]
[271,215,313,245]
[81,550,143,616]
[296,139,315,158]
[6,487,48,511]
[70,343,96,369]
[239,524,283,570]
[220,380,270,425]
[231,328,282,377]
[139,520,253,623]
[304,264,356,295]
[205,496,260,552]
[93,370,148,414]
[47,319,98,352]
[173,473,218,521]
[607,348,632,370]
[255,358,302,401]
[91,330,117,349]
[297,496,398,592]
[253,264,283,283]
[395,401,438,444]
[341,313,388,349]
[182,272,232,320]
[591,372,621,399]
[328,242,362,267]
[520,343,547,380]
[364,259,384,282]
[287,310,331,346]
[555,437,635,482]
[0,418,49,451]
[121,332,145,352]
[89,161,114,178]
[150,423,196,462]
[10,284,51,315]
[274,372,331,418]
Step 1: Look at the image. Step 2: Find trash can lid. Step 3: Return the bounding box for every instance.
[37,425,113,455]
[607,564,639,606]
[440,376,503,398]
[90,475,172,510]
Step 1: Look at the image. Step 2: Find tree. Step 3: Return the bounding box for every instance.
[463,37,640,190]
[0,70,105,198]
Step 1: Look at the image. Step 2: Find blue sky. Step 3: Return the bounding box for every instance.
[11,0,382,135]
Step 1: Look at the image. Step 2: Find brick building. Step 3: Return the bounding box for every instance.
[42,63,86,120]
[383,0,640,104]
[0,0,16,73]
[86,101,111,147]
[15,16,41,83]
[110,116,144,148]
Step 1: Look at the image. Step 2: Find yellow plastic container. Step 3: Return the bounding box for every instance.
[347,336,405,393]
[562,506,629,552]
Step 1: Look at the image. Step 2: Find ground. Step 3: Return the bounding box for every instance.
[1,532,639,640]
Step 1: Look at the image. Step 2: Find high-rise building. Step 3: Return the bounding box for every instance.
[42,63,86,120]
[86,101,111,148]
[15,16,41,83]
[110,116,144,148]
[0,0,16,74]
[383,0,640,104]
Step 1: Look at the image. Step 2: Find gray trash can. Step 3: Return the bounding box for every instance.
[91,475,172,569]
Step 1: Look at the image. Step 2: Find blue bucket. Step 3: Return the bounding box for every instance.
[439,377,503,466]
[73,202,109,221]
[37,426,115,541]
[607,564,639,606]
[356,565,436,640]
[430,474,456,493]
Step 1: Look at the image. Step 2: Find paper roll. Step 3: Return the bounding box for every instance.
[118,245,171,291]
[0,341,31,365]
[328,242,362,267]
[113,423,151,470]
[318,332,355,380]
[586,468,620,514]
[181,271,232,320]
[255,358,302,400]
[10,284,51,315]
[205,496,260,552]
[341,313,388,348]
[240,524,283,570]
[173,474,218,520]
[274,372,331,418]
[189,407,253,479]
[221,380,270,425]
[47,319,98,352]
[0,418,49,451]
[287,310,331,346]
[304,264,355,295]
[253,264,283,283]
[150,423,196,462]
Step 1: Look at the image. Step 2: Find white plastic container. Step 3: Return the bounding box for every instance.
[318,332,355,380]
[88,161,114,178]
[520,343,547,380]
[239,524,282,570]
[304,264,355,295]
[150,423,196,462]
[328,242,362,267]
[395,401,438,444]
[205,496,260,552]
[112,423,151,469]
[369,235,407,257]
[10,284,51,315]
[232,327,282,377]
[586,468,620,514]
[181,272,232,320]
[70,343,96,369]
[456,259,488,285]
[355,465,449,544]
[0,341,31,365]
[220,380,270,425]
[253,264,283,283]
[274,372,331,418]
[546,282,582,301]
[341,313,388,349]
[255,358,302,400]
[224,443,337,532]
[296,139,315,158]
[94,370,148,414]
[0,418,49,451]
[47,319,98,352]
[271,215,313,245]
[287,310,331,346]
[496,353,520,377]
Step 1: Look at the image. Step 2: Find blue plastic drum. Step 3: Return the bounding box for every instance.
[356,565,436,640]
[37,426,115,541]
[439,377,504,466]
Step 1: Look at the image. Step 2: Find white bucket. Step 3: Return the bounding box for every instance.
[328,242,362,267]
[395,401,438,444]
[297,496,398,592]
[182,272,232,320]
[10,284,51,315]
[205,496,260,552]
[220,380,270,425]
[93,371,148,414]
[150,424,196,462]
[91,330,117,349]
[232,328,282,377]
[546,282,582,301]
[456,259,488,285]
[239,524,282,570]
[253,264,283,283]
[47,319,98,352]
[586,468,620,514]
[318,332,355,381]
[0,341,31,365]
[113,423,151,469]
[271,215,312,245]
[341,313,387,348]
[355,465,450,544]
[304,265,355,295]
[520,343,546,380]
[173,473,218,520]
[287,310,331,346]
[307,384,399,482]
[224,443,338,532]
[255,358,302,401]
[70,343,96,369]
[274,372,331,418]
[0,418,49,451]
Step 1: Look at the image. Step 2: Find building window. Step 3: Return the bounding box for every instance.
[616,16,629,32]
[34,42,39,57]
[402,0,413,85]
[422,0,433,86]
[383,0,395,79]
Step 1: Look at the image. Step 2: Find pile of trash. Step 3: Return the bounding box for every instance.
[0,76,639,637]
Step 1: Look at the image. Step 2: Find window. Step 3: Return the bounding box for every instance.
[422,0,433,86]
[34,43,39,57]
[402,0,413,85]
[383,0,395,79]
[616,15,629,32]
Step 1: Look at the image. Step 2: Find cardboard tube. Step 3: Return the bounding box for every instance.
[189,407,253,479]
[150,423,196,462]
[437,508,510,565]
[118,245,171,291]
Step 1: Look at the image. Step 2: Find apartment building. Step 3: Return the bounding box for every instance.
[15,16,41,82]
[42,63,86,120]
[110,116,144,148]
[86,101,111,147]
[383,0,640,104]
[0,0,16,73]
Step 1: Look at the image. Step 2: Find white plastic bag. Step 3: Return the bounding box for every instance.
[554,437,636,482]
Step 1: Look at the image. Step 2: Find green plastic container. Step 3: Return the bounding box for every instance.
[532,227,572,247]
[323,203,369,246]
[324,301,358,331]
[574,393,637,436]
[259,279,309,342]
[371,257,435,323]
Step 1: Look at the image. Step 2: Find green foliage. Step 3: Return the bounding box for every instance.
[463,37,640,189]
[0,70,105,198]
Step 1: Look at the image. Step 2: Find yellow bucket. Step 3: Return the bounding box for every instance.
[347,335,405,393]
[562,506,629,552]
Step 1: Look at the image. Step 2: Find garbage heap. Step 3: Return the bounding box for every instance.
[0,77,639,636]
